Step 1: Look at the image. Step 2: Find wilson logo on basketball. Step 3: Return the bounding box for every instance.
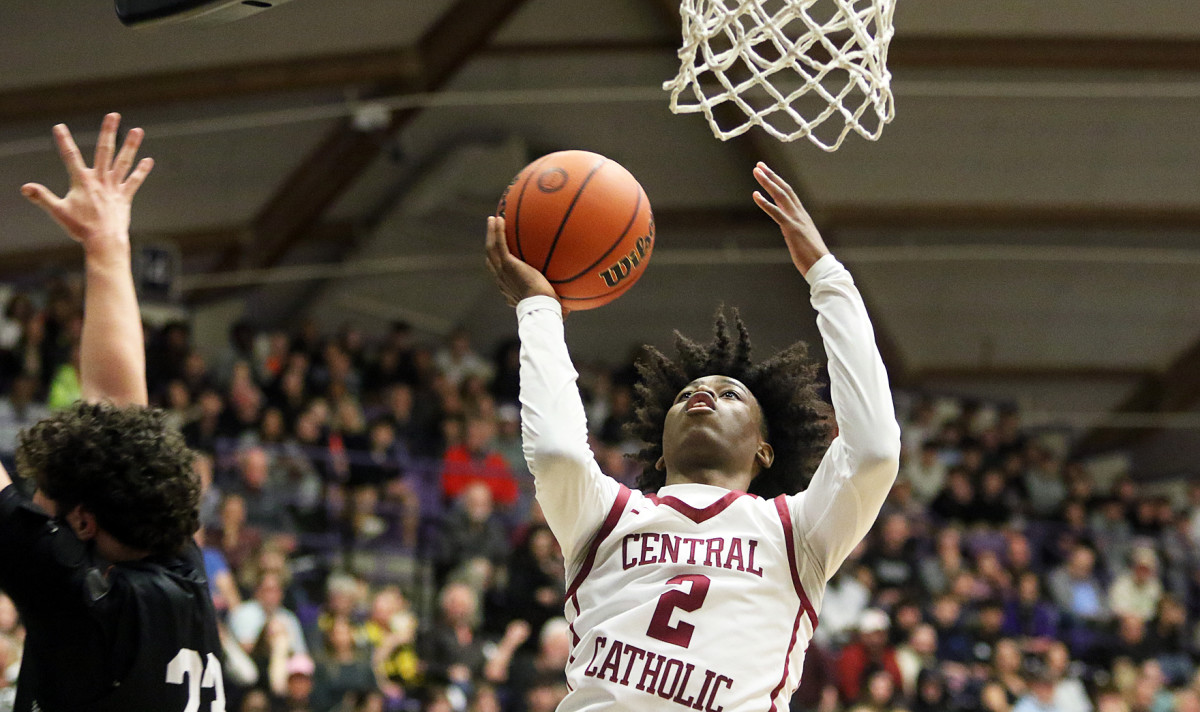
[537,168,568,193]
[598,233,653,288]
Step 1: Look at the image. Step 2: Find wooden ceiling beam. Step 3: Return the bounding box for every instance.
[183,0,533,304]
[0,225,248,280]
[6,33,1200,124]
[0,49,422,124]
[650,203,1200,232]
[1073,339,1200,457]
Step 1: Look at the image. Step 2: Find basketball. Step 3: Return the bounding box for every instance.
[496,150,655,310]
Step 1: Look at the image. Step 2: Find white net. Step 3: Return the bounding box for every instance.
[663,0,896,151]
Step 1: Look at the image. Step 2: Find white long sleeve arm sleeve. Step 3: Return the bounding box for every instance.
[790,255,902,583]
[517,296,622,564]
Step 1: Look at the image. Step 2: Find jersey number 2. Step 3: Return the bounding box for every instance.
[646,574,711,648]
[166,648,226,712]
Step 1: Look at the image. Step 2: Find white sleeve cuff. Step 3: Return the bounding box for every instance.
[516,295,563,320]
[804,253,843,286]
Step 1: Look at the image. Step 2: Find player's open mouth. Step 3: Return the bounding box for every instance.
[686,392,716,412]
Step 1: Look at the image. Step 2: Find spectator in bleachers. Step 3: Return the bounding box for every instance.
[45,340,81,409]
[1012,668,1060,712]
[1004,571,1060,647]
[930,593,972,664]
[183,386,225,454]
[0,374,47,455]
[818,564,873,648]
[910,669,950,712]
[277,652,318,712]
[441,414,518,508]
[231,570,310,658]
[848,669,907,712]
[435,328,492,388]
[790,640,839,712]
[314,573,365,646]
[1109,548,1164,623]
[932,467,985,525]
[210,492,264,572]
[1158,509,1198,609]
[865,513,921,606]
[421,582,487,693]
[1024,446,1067,519]
[234,445,298,537]
[0,292,34,353]
[501,524,565,643]
[921,526,967,596]
[435,483,510,587]
[197,525,242,616]
[1049,545,1110,629]
[839,608,904,704]
[489,338,521,408]
[311,617,377,712]
[902,440,947,506]
[977,469,1017,527]
[1145,595,1194,686]
[362,586,423,703]
[1046,641,1092,712]
[991,638,1029,705]
[895,623,939,698]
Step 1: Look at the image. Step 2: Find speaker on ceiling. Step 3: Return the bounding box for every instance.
[115,0,294,27]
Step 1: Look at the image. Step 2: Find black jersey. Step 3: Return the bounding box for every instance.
[0,485,224,712]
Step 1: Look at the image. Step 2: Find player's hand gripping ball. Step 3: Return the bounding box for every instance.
[497,150,654,310]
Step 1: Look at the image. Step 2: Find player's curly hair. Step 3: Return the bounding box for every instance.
[629,308,830,499]
[16,401,199,556]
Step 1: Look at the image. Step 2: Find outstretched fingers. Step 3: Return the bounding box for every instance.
[93,113,120,176]
[52,124,88,181]
[20,183,61,212]
[112,126,145,182]
[752,163,796,210]
[121,157,155,198]
[752,189,785,225]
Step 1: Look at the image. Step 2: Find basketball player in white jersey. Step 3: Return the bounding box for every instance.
[485,162,900,712]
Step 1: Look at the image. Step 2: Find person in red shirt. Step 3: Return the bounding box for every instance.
[837,608,904,704]
[441,413,518,506]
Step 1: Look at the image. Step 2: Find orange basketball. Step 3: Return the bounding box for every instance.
[497,150,655,310]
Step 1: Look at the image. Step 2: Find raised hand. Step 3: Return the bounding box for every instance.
[751,162,830,276]
[21,112,153,256]
[484,215,563,309]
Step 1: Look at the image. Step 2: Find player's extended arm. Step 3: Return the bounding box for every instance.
[21,113,153,407]
[754,163,901,579]
[485,217,620,563]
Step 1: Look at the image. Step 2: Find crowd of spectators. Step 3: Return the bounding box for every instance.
[2,281,1200,712]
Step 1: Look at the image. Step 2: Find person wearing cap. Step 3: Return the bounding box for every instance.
[277,653,317,712]
[837,608,903,704]
[1109,546,1163,623]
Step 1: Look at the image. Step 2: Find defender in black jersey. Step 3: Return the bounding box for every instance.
[0,115,224,711]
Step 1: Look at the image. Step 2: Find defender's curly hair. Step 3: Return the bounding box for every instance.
[17,401,199,556]
[630,308,830,499]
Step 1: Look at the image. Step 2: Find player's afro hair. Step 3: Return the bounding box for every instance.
[17,401,199,557]
[629,308,830,499]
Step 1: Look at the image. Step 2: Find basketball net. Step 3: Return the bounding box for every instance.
[663,0,896,151]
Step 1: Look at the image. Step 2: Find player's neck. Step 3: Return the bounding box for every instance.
[94,528,150,563]
[663,468,752,492]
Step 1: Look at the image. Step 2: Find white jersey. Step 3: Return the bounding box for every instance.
[517,255,901,712]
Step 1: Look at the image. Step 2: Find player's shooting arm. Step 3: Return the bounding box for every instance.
[22,114,152,407]
[485,216,621,563]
